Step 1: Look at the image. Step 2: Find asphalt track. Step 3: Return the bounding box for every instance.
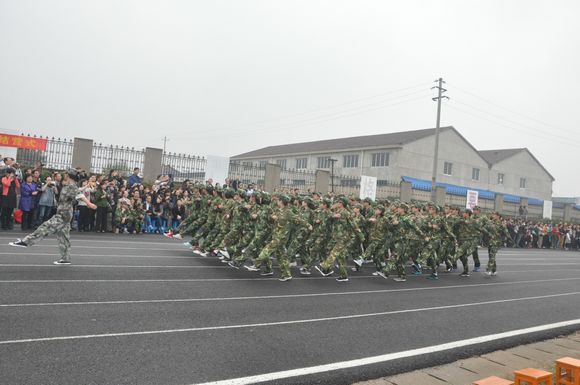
[0,232,579,385]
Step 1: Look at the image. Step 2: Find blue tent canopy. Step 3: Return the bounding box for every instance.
[400,176,543,206]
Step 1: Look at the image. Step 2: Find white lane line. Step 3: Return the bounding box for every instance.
[2,277,579,308]
[1,292,578,345]
[1,268,579,283]
[0,236,180,246]
[193,318,580,385]
[498,263,580,266]
[0,264,227,269]
[0,252,204,259]
[0,245,186,251]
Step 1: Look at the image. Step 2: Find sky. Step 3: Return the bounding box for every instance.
[0,0,578,196]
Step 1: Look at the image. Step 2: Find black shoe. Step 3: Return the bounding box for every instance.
[9,239,28,248]
[460,272,470,277]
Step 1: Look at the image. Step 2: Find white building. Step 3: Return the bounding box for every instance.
[232,126,554,201]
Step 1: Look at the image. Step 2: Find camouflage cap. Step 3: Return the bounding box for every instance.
[65,168,80,182]
[224,188,235,198]
[363,197,373,204]
[353,203,363,210]
[278,194,291,204]
[321,198,332,207]
[399,203,409,211]
[376,205,386,214]
[337,195,349,207]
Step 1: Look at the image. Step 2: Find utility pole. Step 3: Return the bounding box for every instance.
[162,136,168,154]
[431,78,449,202]
[329,158,337,193]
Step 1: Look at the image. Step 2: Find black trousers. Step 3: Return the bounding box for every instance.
[21,210,34,230]
[95,206,108,232]
[1,207,14,230]
[78,206,90,231]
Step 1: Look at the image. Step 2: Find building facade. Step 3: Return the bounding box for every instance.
[232,126,554,201]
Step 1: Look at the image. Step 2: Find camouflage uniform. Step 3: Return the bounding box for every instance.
[22,182,82,262]
[255,203,295,277]
[391,211,424,279]
[455,214,489,275]
[361,212,389,275]
[320,205,364,278]
[236,199,273,265]
[485,217,513,274]
[304,204,331,270]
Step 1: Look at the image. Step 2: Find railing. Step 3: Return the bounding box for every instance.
[16,135,74,170]
[162,152,206,182]
[91,143,144,176]
[228,161,266,189]
[279,168,316,193]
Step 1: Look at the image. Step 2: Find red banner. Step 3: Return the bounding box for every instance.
[0,134,48,151]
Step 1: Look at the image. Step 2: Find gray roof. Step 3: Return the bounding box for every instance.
[479,148,555,181]
[478,148,525,164]
[232,126,453,159]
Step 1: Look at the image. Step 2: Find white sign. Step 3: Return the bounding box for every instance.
[205,155,230,186]
[359,175,377,201]
[543,200,552,219]
[466,190,479,210]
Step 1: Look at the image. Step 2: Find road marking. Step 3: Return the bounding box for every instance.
[0,236,180,246]
[192,318,580,385]
[1,292,578,345]
[0,252,204,259]
[1,268,579,283]
[498,263,580,266]
[0,264,228,269]
[1,277,579,308]
[0,245,187,251]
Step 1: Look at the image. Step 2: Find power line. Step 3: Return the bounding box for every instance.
[450,98,576,143]
[446,103,575,149]
[172,82,432,139]
[186,93,431,142]
[448,82,580,137]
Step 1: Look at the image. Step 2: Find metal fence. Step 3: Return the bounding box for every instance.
[16,135,74,170]
[91,143,144,176]
[279,168,316,193]
[162,152,206,182]
[228,161,266,188]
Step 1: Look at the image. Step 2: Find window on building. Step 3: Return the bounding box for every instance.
[343,154,359,168]
[276,159,287,169]
[242,161,253,168]
[472,168,480,181]
[520,177,526,189]
[293,179,306,186]
[340,178,359,187]
[497,173,504,185]
[258,161,267,168]
[371,152,390,167]
[295,158,307,169]
[443,161,453,175]
[317,156,331,169]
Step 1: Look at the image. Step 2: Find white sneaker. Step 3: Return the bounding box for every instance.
[173,234,182,240]
[244,265,260,272]
[53,259,71,265]
[278,276,292,282]
[220,250,230,259]
[289,261,297,267]
[376,271,388,280]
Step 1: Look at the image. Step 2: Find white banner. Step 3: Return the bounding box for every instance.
[359,175,377,201]
[543,200,552,219]
[205,155,230,186]
[466,190,479,210]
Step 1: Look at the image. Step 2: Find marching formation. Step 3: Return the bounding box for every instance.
[166,184,514,282]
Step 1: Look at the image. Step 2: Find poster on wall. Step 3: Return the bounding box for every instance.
[205,155,230,186]
[466,190,479,210]
[359,175,377,201]
[543,200,552,219]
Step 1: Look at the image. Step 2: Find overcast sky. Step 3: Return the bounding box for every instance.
[1,0,578,196]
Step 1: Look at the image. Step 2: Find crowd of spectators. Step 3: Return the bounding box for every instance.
[0,159,257,234]
[0,157,578,249]
[505,218,580,250]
